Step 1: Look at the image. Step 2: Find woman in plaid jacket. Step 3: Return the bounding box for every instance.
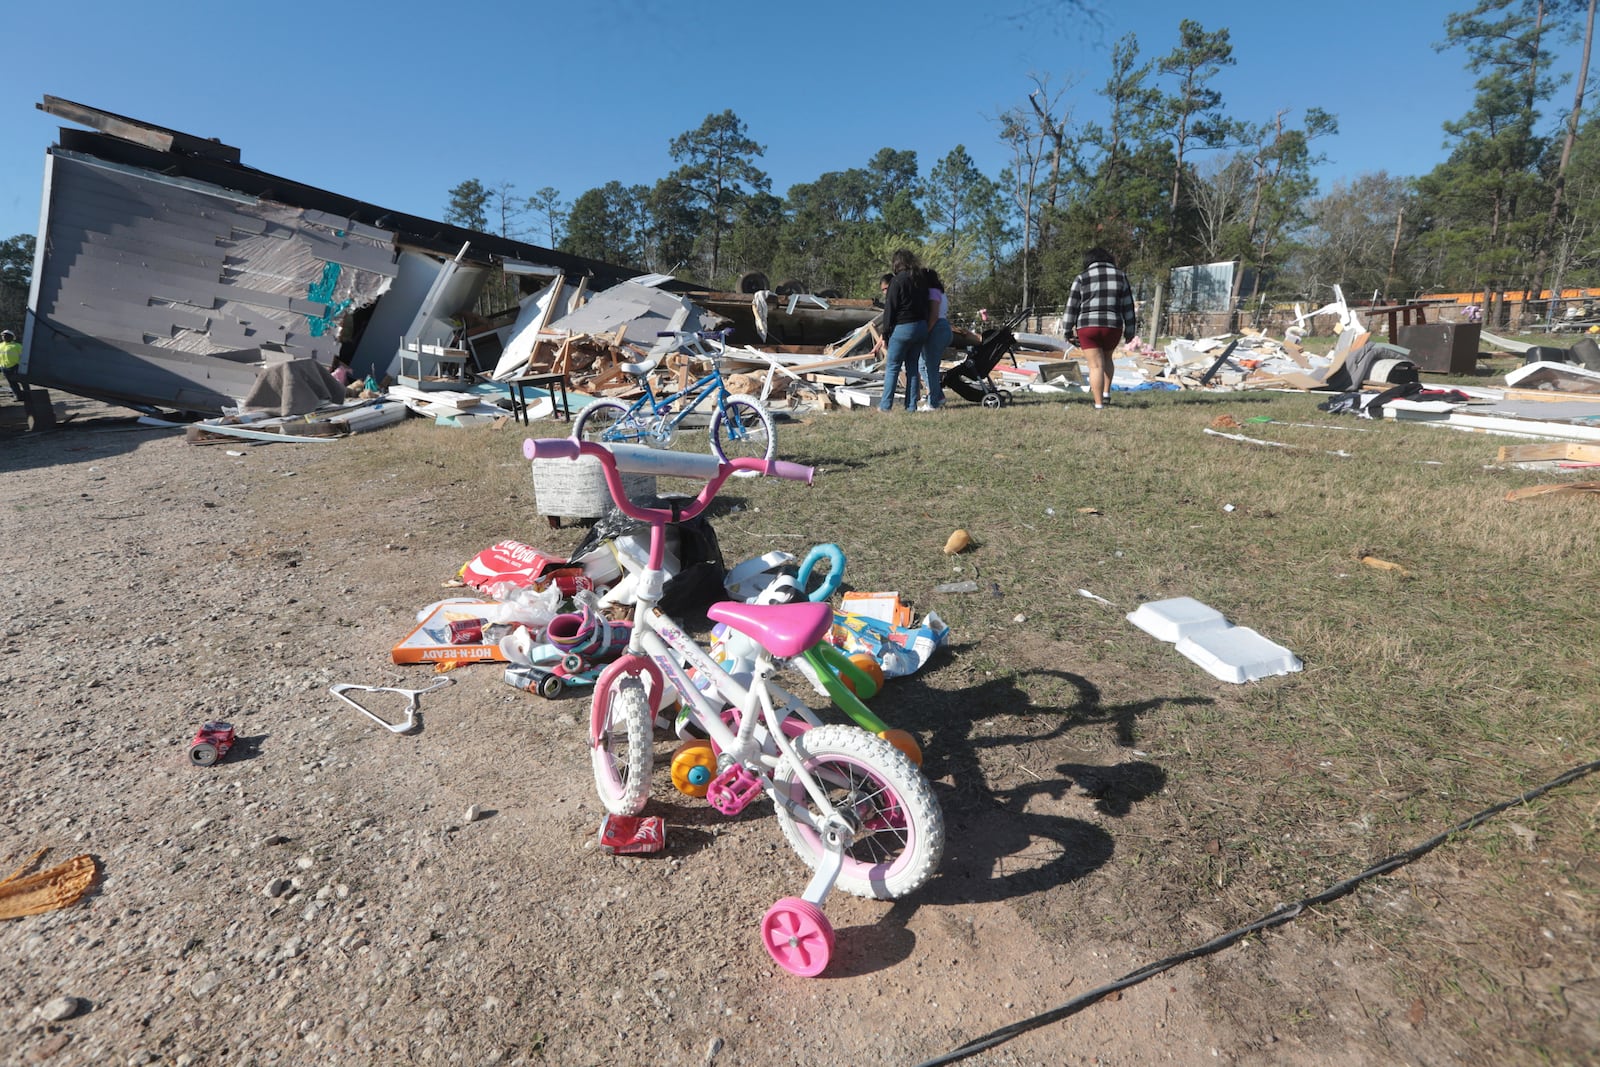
[1064,248,1136,410]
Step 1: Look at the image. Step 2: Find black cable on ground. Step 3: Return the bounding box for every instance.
[913,757,1600,1067]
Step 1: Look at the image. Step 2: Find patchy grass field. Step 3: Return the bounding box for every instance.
[337,349,1600,1063]
[7,342,1593,1065]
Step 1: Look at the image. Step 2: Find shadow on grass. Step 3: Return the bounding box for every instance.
[1165,390,1278,408]
[793,448,904,471]
[880,665,1209,907]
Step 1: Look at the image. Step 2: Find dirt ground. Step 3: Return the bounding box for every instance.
[0,395,1582,1067]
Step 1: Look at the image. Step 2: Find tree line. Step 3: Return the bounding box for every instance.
[2,5,1587,335]
[444,2,1599,330]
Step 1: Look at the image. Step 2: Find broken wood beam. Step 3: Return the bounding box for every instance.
[1505,481,1600,502]
[1496,442,1600,463]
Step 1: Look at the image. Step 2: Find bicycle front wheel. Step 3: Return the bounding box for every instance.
[591,677,653,815]
[710,396,776,464]
[574,399,641,445]
[772,724,943,900]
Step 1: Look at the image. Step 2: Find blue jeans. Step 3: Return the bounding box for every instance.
[880,320,928,411]
[916,319,952,409]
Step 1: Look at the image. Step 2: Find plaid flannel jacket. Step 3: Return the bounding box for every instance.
[1064,261,1136,341]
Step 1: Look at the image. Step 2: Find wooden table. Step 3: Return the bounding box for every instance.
[1360,303,1430,345]
[506,373,571,424]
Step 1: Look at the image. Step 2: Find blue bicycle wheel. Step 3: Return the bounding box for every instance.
[710,396,776,464]
[574,399,641,444]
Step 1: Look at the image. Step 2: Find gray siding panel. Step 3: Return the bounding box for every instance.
[29,151,396,408]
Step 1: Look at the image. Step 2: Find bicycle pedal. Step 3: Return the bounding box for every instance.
[706,765,763,815]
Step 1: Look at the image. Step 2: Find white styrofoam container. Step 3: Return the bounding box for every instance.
[1175,627,1303,684]
[1124,597,1228,644]
[1127,596,1302,683]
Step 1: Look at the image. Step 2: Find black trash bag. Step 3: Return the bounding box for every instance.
[1363,380,1424,418]
[1317,391,1365,415]
[567,497,726,625]
[1317,381,1424,420]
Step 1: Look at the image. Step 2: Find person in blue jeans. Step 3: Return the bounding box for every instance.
[874,249,929,411]
[917,269,951,411]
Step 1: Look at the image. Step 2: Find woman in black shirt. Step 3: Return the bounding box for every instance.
[876,249,930,411]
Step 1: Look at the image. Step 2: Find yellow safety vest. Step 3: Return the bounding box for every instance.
[0,341,20,370]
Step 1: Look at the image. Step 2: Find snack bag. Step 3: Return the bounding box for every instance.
[597,815,666,855]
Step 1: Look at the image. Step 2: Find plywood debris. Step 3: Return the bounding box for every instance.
[1505,481,1600,501]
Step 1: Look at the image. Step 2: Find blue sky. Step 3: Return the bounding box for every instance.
[0,0,1589,247]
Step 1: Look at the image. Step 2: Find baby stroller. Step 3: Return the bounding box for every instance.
[942,309,1025,409]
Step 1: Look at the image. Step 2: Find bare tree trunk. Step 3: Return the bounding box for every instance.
[1169,109,1188,220]
[1385,208,1405,304]
[1027,85,1069,251]
[1529,0,1596,326]
[1018,165,1036,312]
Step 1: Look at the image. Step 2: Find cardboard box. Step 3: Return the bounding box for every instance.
[840,591,912,628]
[392,601,509,665]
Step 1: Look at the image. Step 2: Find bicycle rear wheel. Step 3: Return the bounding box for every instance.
[710,396,776,464]
[772,724,943,900]
[575,399,642,445]
[591,677,653,815]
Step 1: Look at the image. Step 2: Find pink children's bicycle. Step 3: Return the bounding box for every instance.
[521,436,944,976]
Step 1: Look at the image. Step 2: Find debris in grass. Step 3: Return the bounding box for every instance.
[1360,555,1410,577]
[1203,426,1354,457]
[1126,596,1303,683]
[1205,427,1296,449]
[943,529,973,554]
[1505,481,1600,502]
[1246,416,1368,432]
[934,581,980,594]
[1505,822,1538,851]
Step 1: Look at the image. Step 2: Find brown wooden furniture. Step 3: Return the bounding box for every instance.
[1360,302,1430,344]
[506,372,571,424]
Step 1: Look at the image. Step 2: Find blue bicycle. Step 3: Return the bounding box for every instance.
[573,330,777,464]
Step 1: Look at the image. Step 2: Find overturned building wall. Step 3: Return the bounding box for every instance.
[26,152,399,412]
[23,97,640,415]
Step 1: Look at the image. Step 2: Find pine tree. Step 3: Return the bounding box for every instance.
[444,179,490,231]
[667,111,771,284]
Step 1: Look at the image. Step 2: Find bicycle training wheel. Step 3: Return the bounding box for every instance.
[710,396,777,465]
[590,677,653,815]
[772,724,944,900]
[574,398,639,445]
[761,898,833,977]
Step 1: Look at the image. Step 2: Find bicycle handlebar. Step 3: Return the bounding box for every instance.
[522,436,812,525]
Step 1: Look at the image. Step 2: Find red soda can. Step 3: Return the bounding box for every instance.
[188,721,236,766]
[448,618,485,644]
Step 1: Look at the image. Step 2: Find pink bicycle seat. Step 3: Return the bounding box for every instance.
[707,600,831,659]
